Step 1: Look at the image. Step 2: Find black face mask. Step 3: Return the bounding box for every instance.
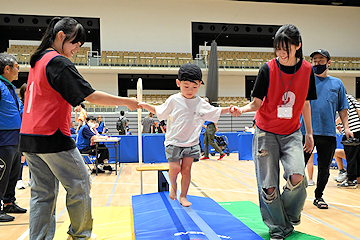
[313,64,327,75]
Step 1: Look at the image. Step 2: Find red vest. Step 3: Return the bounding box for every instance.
[20,51,71,136]
[255,58,312,135]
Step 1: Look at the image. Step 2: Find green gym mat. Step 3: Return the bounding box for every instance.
[219,201,324,240]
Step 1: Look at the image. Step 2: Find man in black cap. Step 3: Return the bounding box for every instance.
[300,49,353,209]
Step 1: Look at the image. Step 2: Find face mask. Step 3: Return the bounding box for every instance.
[88,122,95,129]
[313,64,327,75]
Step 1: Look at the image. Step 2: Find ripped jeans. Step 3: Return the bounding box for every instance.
[252,127,307,238]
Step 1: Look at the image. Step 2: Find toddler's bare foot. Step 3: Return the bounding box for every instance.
[169,186,177,201]
[180,196,192,207]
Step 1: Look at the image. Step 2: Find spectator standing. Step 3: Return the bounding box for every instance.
[159,120,166,133]
[333,148,347,182]
[200,121,226,160]
[74,102,87,133]
[300,49,352,209]
[116,110,129,135]
[142,112,155,133]
[0,53,27,222]
[336,94,360,188]
[19,17,138,240]
[16,83,27,190]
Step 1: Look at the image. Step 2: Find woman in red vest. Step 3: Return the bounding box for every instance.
[231,24,317,240]
[19,17,138,240]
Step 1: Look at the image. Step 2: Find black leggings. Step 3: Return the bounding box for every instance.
[303,135,336,199]
[80,144,109,164]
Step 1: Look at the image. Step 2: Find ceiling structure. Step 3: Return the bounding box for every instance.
[235,0,360,7]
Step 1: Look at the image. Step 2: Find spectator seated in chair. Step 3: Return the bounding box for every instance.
[76,116,114,173]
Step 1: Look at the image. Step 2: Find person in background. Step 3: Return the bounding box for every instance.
[153,121,160,133]
[77,116,113,173]
[142,112,155,133]
[70,121,76,134]
[159,120,166,133]
[16,83,27,190]
[19,17,138,240]
[200,120,226,161]
[74,102,87,134]
[0,53,27,222]
[335,93,360,188]
[300,49,352,209]
[96,115,108,134]
[333,148,347,182]
[116,110,129,135]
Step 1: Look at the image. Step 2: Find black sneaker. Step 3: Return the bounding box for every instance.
[0,210,14,222]
[103,165,115,171]
[337,180,358,189]
[3,203,27,214]
[91,168,105,174]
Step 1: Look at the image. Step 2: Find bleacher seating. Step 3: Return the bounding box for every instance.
[6,44,360,70]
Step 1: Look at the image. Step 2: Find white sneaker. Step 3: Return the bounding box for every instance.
[308,179,315,186]
[16,180,26,190]
[334,170,347,182]
[98,163,104,171]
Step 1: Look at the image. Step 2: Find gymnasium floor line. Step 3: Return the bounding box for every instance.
[190,180,211,198]
[199,160,360,239]
[301,212,359,239]
[106,163,124,206]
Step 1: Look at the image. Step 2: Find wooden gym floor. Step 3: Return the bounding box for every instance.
[2,153,360,240]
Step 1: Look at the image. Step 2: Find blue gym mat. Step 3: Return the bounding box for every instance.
[132,192,262,240]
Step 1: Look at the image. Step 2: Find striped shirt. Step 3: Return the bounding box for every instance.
[339,94,360,133]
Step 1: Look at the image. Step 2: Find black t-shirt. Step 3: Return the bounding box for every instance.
[252,58,317,101]
[19,51,95,153]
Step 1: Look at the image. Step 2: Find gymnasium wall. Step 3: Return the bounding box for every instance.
[2,0,360,56]
[74,68,248,97]
[3,0,360,96]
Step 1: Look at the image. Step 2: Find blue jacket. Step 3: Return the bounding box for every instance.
[0,76,23,130]
[76,124,95,151]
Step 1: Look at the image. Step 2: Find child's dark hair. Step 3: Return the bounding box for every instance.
[30,17,86,68]
[86,116,96,121]
[20,83,27,100]
[273,24,303,60]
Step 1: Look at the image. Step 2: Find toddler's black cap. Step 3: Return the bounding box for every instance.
[178,63,204,84]
[310,49,330,61]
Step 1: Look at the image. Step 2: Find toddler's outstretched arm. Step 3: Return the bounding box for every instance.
[138,102,156,114]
